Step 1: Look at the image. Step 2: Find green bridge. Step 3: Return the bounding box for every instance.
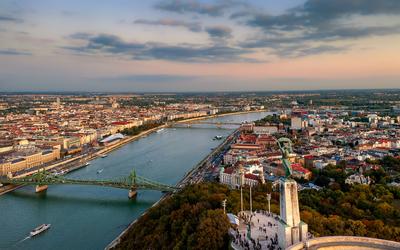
[0,169,177,199]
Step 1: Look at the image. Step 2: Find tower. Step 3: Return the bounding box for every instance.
[278,178,308,249]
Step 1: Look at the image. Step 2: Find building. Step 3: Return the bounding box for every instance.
[99,133,125,146]
[253,126,278,135]
[291,163,312,180]
[219,166,261,188]
[345,174,372,185]
[0,147,60,175]
[291,116,303,130]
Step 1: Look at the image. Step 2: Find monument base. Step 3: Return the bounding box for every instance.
[278,178,308,249]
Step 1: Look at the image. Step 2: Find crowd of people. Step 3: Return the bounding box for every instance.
[231,210,283,250]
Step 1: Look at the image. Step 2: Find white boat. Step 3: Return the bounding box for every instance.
[30,224,51,237]
[156,128,164,133]
[100,154,108,158]
[85,162,91,166]
[97,169,103,174]
[213,135,223,140]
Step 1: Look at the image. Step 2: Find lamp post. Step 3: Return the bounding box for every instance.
[267,193,271,214]
[249,185,252,213]
[222,199,227,214]
[240,185,243,212]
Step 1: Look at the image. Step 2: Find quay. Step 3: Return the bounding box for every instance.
[176,128,239,187]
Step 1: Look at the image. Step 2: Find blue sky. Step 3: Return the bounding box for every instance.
[1,0,400,92]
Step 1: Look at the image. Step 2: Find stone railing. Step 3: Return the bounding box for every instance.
[288,236,400,250]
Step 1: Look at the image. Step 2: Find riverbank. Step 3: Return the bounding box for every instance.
[106,128,239,250]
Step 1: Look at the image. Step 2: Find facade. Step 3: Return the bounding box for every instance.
[253,126,278,135]
[0,147,61,175]
[291,116,303,130]
[219,167,260,188]
[291,163,312,180]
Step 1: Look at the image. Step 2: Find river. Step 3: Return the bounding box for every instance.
[0,111,271,250]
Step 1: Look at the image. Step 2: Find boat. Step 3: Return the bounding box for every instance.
[100,154,108,158]
[156,128,164,133]
[30,224,51,237]
[84,162,91,167]
[97,169,103,174]
[213,135,223,140]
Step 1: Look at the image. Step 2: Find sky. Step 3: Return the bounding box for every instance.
[0,0,400,92]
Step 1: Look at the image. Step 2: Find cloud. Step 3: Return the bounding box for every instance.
[240,25,400,49]
[155,0,246,17]
[0,48,31,56]
[96,74,197,83]
[234,0,400,32]
[231,0,400,58]
[66,34,145,54]
[0,15,22,23]
[68,32,93,40]
[134,18,202,32]
[274,45,349,58]
[66,33,257,62]
[205,25,232,38]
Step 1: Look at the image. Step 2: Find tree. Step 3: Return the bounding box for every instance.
[188,210,230,250]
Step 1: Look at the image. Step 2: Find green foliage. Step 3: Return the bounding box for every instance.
[114,183,278,250]
[381,156,400,172]
[255,115,290,126]
[122,122,162,136]
[114,178,400,249]
[114,183,232,250]
[299,184,400,241]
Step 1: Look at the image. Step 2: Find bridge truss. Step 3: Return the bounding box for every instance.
[0,169,177,193]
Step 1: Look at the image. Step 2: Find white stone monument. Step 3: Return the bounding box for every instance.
[277,138,308,249]
[278,178,308,249]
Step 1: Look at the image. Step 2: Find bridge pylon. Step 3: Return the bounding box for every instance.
[35,185,48,193]
[128,169,138,199]
[128,188,137,199]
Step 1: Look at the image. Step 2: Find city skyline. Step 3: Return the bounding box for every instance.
[1,0,400,91]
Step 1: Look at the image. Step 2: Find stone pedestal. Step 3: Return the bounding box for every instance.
[128,189,137,199]
[278,178,308,249]
[35,185,48,193]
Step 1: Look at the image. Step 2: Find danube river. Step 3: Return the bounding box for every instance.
[0,112,271,250]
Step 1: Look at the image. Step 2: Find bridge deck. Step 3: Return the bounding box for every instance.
[0,170,177,192]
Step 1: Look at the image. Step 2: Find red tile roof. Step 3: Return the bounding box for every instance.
[291,163,311,174]
[244,173,259,181]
